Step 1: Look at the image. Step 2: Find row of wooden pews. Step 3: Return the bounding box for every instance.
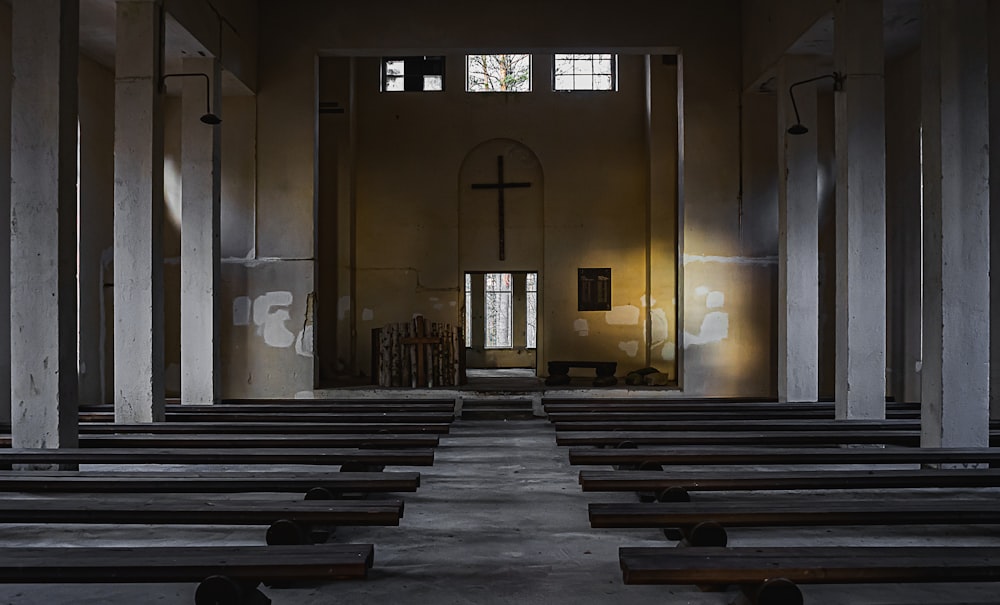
[544,397,1000,605]
[1,397,456,604]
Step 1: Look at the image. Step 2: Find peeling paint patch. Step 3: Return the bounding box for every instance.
[574,319,589,336]
[640,295,656,307]
[661,342,676,361]
[295,325,314,358]
[685,312,730,347]
[294,391,315,399]
[618,341,640,357]
[433,303,444,310]
[337,296,351,321]
[684,254,779,265]
[650,308,669,343]
[695,286,710,297]
[706,291,725,309]
[605,305,640,326]
[253,291,296,348]
[362,308,375,321]
[233,296,251,326]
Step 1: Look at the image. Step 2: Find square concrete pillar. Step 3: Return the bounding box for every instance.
[921,0,991,447]
[180,57,222,404]
[833,0,887,419]
[990,1,1000,420]
[0,5,11,425]
[113,0,165,422]
[777,56,820,403]
[9,0,79,448]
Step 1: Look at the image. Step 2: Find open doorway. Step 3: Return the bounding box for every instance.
[464,271,537,370]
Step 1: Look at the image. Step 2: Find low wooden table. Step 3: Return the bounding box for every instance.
[545,361,618,387]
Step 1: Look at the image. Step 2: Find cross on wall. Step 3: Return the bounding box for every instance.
[471,155,532,261]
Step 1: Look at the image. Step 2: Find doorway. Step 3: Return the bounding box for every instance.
[464,271,537,369]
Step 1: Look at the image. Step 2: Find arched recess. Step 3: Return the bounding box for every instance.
[459,139,544,369]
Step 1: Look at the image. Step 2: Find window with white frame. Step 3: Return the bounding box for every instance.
[382,56,445,92]
[553,53,616,91]
[466,54,531,92]
[526,273,537,348]
[465,272,538,350]
[484,273,513,348]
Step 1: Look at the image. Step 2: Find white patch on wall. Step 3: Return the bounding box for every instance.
[337,296,351,321]
[640,295,657,307]
[685,313,730,347]
[232,296,252,326]
[574,319,590,336]
[618,341,640,357]
[295,325,314,358]
[706,291,725,309]
[650,308,669,343]
[605,305,641,326]
[661,342,676,361]
[294,391,315,399]
[362,308,375,321]
[429,297,440,302]
[684,254,779,266]
[433,303,444,310]
[695,286,710,297]
[253,291,296,348]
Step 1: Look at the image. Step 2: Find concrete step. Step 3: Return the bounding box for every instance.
[461,399,536,420]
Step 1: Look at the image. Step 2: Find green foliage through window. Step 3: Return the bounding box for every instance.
[466,54,531,92]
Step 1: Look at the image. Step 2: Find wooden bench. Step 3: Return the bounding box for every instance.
[71,433,439,449]
[567,446,1000,467]
[555,430,1000,447]
[0,544,374,604]
[0,447,435,468]
[543,399,919,412]
[78,411,456,424]
[0,495,403,545]
[552,418,931,432]
[618,546,1000,605]
[545,361,618,387]
[547,409,920,421]
[0,470,420,498]
[579,468,1000,502]
[80,402,457,414]
[591,497,1000,546]
[79,421,452,435]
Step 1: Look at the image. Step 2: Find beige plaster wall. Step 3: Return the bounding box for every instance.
[254,0,776,395]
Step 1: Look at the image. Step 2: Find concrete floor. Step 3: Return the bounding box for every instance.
[1,419,1000,604]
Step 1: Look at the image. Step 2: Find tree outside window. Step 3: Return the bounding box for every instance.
[467,54,531,92]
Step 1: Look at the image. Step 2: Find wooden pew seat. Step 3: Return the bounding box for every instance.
[0,496,404,545]
[555,429,983,447]
[78,411,456,424]
[591,498,1000,546]
[567,446,1000,467]
[619,546,1000,605]
[0,544,374,604]
[73,433,439,449]
[579,468,1000,500]
[0,447,435,467]
[79,421,451,435]
[0,470,420,496]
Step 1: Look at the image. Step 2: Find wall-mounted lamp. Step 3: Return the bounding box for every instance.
[786,72,843,135]
[160,72,221,125]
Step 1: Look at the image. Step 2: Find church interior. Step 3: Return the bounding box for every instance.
[2,0,1000,603]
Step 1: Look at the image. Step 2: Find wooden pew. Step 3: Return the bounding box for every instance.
[0,447,434,467]
[73,433,439,449]
[79,421,451,435]
[556,429,1000,447]
[547,409,920,422]
[543,399,919,412]
[618,546,1000,605]
[0,470,420,498]
[78,411,455,424]
[80,401,457,414]
[0,544,374,604]
[579,468,1000,501]
[590,498,1000,546]
[0,495,404,545]
[553,418,930,432]
[567,446,1000,467]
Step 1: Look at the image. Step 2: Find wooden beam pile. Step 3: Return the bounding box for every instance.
[377,316,464,388]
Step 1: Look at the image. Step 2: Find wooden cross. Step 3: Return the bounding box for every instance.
[400,318,443,388]
[471,155,532,261]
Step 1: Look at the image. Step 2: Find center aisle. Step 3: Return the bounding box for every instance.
[317,418,678,604]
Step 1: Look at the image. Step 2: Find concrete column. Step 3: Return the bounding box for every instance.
[180,57,222,404]
[777,56,820,403]
[0,5,11,424]
[921,0,991,447]
[990,1,1000,420]
[113,0,165,422]
[833,0,887,419]
[9,0,79,447]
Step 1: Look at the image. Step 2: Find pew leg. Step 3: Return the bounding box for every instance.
[675,522,728,547]
[195,575,270,605]
[731,578,802,605]
[267,518,335,546]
